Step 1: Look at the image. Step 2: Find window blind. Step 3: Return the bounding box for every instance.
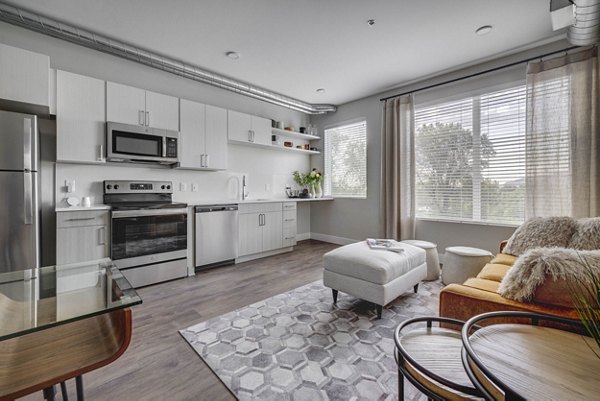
[324,120,367,198]
[414,85,527,225]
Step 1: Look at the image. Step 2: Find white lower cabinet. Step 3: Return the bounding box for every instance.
[56,210,109,265]
[282,203,297,247]
[238,203,285,257]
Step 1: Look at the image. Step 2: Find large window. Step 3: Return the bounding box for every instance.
[324,120,367,198]
[414,85,526,225]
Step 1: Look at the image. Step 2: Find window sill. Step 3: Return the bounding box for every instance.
[416,217,520,228]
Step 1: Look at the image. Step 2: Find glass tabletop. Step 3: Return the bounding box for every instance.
[0,258,142,341]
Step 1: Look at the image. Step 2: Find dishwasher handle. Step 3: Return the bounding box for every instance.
[195,204,238,213]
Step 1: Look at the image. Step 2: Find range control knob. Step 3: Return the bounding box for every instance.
[114,184,119,190]
[161,185,166,190]
[166,185,171,190]
[106,185,112,190]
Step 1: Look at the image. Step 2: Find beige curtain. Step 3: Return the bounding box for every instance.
[381,95,416,239]
[526,48,600,218]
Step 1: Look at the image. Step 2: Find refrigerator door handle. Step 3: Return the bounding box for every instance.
[23,118,32,171]
[24,171,33,225]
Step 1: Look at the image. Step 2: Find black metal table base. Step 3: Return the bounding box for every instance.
[42,376,84,401]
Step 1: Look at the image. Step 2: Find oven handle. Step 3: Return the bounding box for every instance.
[111,208,188,218]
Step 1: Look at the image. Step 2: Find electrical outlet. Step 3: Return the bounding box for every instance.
[180,182,187,192]
[65,180,75,193]
[192,183,199,192]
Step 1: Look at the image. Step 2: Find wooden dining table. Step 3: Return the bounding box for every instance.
[0,259,142,401]
[462,312,600,401]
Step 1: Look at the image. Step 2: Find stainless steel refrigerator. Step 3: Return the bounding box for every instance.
[0,110,39,272]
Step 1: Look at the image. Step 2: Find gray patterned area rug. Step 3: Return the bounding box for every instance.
[180,280,442,401]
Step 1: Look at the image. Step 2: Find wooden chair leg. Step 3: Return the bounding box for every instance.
[332,289,338,304]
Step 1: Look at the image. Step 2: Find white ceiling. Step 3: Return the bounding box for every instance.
[8,0,562,105]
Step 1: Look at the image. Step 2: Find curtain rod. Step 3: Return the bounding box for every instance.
[379,45,581,102]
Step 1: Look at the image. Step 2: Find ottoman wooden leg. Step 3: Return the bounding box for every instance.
[376,305,383,319]
[413,283,419,293]
[332,289,338,304]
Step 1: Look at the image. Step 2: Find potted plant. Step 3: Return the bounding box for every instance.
[569,255,600,359]
[293,169,324,198]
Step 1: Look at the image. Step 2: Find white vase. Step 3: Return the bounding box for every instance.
[308,184,315,198]
[315,183,323,198]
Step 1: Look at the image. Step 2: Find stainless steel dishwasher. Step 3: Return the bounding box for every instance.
[194,204,239,269]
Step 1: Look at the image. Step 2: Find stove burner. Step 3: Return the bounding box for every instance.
[109,202,188,211]
[103,180,187,210]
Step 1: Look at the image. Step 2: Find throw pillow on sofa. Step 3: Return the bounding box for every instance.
[503,216,577,256]
[568,217,600,250]
[498,247,600,307]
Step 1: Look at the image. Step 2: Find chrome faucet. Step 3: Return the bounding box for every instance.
[242,175,249,200]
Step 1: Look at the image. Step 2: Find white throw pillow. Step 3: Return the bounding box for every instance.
[503,217,576,256]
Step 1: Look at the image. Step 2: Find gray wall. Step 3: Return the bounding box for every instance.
[310,39,571,254]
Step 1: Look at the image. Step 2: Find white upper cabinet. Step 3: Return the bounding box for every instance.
[179,99,206,169]
[145,90,179,131]
[106,82,178,131]
[0,43,49,108]
[179,100,228,170]
[106,81,146,126]
[205,105,228,170]
[228,110,271,146]
[56,70,106,163]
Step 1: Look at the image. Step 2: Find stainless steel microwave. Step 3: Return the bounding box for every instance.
[106,122,179,165]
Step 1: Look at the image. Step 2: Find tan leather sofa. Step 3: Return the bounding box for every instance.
[439,242,580,323]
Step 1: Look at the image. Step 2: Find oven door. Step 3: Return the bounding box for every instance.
[111,209,187,269]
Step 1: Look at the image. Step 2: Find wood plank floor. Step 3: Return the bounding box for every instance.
[21,240,428,401]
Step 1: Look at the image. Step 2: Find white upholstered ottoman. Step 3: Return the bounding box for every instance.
[323,241,427,318]
[442,246,494,285]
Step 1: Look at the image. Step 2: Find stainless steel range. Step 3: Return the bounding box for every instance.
[104,180,188,288]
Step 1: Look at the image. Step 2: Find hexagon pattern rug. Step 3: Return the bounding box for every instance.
[180,279,442,400]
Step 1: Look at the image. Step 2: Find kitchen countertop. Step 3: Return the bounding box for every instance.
[56,205,112,212]
[54,198,333,212]
[191,197,334,206]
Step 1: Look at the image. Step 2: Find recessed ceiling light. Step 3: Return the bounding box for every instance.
[475,25,493,36]
[316,88,326,94]
[367,19,375,27]
[225,51,240,60]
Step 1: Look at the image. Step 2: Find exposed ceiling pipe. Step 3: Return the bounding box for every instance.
[0,2,337,114]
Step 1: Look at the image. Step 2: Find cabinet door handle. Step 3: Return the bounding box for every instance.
[98,144,104,162]
[146,111,150,126]
[99,226,106,245]
[258,214,262,226]
[285,236,295,240]
[284,218,295,222]
[139,110,144,125]
[67,217,95,222]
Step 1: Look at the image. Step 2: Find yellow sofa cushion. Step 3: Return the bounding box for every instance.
[477,264,512,282]
[490,253,517,266]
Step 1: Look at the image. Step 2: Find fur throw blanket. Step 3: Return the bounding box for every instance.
[498,247,600,302]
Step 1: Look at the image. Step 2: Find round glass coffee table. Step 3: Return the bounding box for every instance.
[394,317,483,400]
[462,311,600,401]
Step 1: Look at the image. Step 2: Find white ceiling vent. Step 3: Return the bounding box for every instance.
[551,0,600,46]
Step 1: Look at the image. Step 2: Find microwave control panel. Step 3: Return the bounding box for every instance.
[166,137,178,158]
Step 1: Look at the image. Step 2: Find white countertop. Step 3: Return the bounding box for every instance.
[55,205,111,212]
[190,197,334,206]
[54,197,333,211]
